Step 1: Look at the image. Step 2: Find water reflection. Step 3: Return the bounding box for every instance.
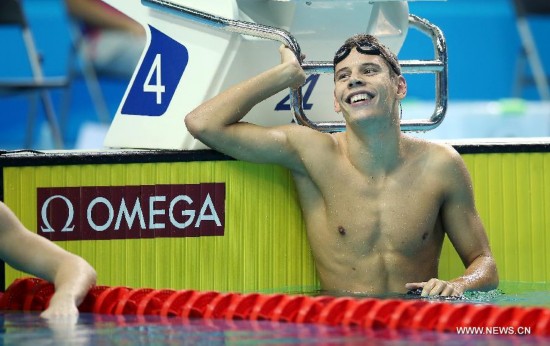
[0,311,547,345]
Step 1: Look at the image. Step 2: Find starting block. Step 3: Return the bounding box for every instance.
[103,0,447,150]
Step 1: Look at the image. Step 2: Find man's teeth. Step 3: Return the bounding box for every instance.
[350,93,370,104]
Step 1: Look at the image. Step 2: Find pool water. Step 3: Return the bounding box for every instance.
[1,280,549,345]
[279,281,550,308]
[476,282,550,308]
[0,311,547,346]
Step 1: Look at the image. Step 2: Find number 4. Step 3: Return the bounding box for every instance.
[143,54,166,105]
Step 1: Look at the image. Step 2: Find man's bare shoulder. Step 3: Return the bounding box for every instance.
[277,125,343,176]
[404,137,472,190]
[283,124,340,152]
[403,136,462,164]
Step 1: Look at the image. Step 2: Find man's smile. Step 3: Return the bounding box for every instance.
[346,91,375,105]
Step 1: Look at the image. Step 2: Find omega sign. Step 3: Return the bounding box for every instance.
[37,183,225,241]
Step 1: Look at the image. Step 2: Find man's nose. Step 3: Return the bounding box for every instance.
[347,77,364,88]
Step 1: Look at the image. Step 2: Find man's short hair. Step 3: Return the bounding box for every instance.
[333,34,401,76]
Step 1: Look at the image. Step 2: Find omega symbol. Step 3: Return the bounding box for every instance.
[40,195,75,233]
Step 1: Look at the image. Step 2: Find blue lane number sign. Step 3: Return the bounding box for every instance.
[122,25,189,116]
[275,74,320,111]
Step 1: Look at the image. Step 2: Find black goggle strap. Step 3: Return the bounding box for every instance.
[359,43,400,75]
[335,42,400,75]
[335,42,377,60]
[355,41,380,55]
[334,46,350,63]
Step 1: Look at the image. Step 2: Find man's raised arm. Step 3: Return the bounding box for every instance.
[185,45,308,169]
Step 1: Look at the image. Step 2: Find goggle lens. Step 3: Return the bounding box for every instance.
[333,40,400,76]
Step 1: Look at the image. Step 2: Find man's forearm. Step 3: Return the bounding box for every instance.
[186,61,301,133]
[451,254,498,292]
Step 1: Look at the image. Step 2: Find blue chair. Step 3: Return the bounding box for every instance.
[512,0,550,100]
[59,14,111,139]
[0,0,66,148]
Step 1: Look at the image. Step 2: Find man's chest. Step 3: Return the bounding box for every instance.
[313,169,444,249]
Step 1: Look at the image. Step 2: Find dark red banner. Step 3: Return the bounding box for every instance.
[37,183,225,241]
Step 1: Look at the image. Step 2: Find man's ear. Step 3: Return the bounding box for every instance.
[397,75,407,100]
[333,93,341,113]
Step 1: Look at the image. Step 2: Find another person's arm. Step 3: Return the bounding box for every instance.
[0,202,97,319]
[185,45,309,171]
[65,0,144,35]
[406,147,498,297]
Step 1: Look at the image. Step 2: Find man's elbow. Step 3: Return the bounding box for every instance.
[462,253,499,292]
[480,254,499,291]
[184,113,204,139]
[487,259,499,290]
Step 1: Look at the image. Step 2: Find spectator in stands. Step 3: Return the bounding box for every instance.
[65,0,146,79]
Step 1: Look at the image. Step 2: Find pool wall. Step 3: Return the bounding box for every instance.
[442,149,550,284]
[1,142,549,291]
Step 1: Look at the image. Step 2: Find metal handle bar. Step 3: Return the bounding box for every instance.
[142,0,447,132]
[292,14,447,132]
[142,0,301,55]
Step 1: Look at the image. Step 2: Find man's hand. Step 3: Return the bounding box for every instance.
[278,45,306,89]
[406,279,464,297]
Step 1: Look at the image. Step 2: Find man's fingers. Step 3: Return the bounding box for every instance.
[422,284,435,297]
[405,282,424,289]
[440,285,456,297]
[427,281,448,296]
[421,278,441,297]
[418,279,464,297]
[407,280,464,298]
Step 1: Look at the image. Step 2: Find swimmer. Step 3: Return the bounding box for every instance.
[185,34,498,297]
[0,201,96,319]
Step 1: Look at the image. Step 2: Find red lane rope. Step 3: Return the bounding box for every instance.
[1,278,549,336]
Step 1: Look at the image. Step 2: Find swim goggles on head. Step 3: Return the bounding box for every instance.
[333,39,401,76]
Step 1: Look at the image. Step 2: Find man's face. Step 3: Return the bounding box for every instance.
[333,49,406,125]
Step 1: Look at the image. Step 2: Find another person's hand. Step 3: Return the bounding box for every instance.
[405,279,464,297]
[40,291,80,321]
[278,45,306,89]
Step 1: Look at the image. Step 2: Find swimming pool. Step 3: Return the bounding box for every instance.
[0,311,547,345]
[1,141,549,344]
[1,277,549,345]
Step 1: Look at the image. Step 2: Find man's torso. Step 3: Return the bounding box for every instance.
[291,134,450,294]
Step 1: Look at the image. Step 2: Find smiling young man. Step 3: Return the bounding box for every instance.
[185,34,498,297]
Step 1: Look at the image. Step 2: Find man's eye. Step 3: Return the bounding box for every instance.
[337,74,349,80]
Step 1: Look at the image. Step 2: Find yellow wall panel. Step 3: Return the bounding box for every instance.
[3,151,549,292]
[3,161,316,292]
[440,152,549,284]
